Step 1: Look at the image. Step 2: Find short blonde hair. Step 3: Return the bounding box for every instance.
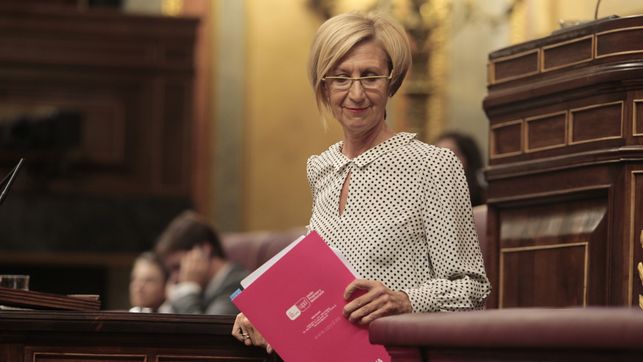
[308,11,412,114]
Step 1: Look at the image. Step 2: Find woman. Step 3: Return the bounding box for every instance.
[129,251,168,313]
[233,11,490,351]
[434,132,486,206]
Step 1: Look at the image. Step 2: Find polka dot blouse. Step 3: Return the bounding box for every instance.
[306,132,490,312]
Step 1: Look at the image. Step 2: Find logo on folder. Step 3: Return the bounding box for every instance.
[286,297,311,320]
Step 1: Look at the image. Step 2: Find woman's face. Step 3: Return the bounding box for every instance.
[325,40,390,136]
[129,259,166,310]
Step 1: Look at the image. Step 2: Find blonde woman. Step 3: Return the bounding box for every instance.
[233,11,490,352]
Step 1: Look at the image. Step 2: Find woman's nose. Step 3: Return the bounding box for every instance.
[347,79,366,100]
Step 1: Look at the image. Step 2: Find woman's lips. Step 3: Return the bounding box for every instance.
[345,106,368,114]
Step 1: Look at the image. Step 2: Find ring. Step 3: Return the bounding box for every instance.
[241,333,250,339]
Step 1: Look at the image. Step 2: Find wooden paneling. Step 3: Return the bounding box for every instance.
[490,120,522,159]
[569,101,623,145]
[596,26,643,58]
[500,242,588,308]
[631,170,643,307]
[0,4,198,309]
[542,35,593,71]
[525,111,566,152]
[0,5,197,196]
[490,49,539,84]
[484,16,643,309]
[497,199,607,308]
[635,100,643,136]
[487,95,628,164]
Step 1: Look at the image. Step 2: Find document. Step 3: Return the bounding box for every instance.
[231,231,390,362]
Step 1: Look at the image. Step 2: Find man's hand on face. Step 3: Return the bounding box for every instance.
[179,246,211,287]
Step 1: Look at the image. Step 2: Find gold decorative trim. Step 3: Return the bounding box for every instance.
[524,110,568,153]
[490,119,523,159]
[634,100,643,136]
[158,354,234,361]
[33,352,146,360]
[489,49,540,85]
[568,101,624,145]
[499,242,589,308]
[595,26,643,59]
[629,171,643,304]
[541,35,594,72]
[637,262,643,287]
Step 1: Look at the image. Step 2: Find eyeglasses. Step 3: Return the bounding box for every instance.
[322,70,393,92]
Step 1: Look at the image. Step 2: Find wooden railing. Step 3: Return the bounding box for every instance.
[0,310,279,362]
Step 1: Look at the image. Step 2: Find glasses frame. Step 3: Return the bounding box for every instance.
[322,69,394,92]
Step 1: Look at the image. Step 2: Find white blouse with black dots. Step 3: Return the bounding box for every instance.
[306,132,490,313]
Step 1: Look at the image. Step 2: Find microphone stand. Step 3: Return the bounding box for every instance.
[0,158,24,206]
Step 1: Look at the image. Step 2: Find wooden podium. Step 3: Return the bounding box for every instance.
[483,15,643,309]
[0,311,278,362]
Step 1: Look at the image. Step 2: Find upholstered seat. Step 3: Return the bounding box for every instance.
[221,227,306,271]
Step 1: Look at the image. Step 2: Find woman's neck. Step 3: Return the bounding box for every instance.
[341,124,395,159]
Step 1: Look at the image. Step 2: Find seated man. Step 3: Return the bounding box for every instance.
[154,210,248,315]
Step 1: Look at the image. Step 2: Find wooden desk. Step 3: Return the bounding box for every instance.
[0,310,278,361]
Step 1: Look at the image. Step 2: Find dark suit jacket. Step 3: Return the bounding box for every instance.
[168,262,248,315]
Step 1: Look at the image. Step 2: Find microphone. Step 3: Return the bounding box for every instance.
[0,158,24,206]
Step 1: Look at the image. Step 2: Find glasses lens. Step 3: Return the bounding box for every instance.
[360,77,384,89]
[331,77,351,90]
[326,75,389,91]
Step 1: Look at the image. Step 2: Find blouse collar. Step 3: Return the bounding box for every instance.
[329,132,416,172]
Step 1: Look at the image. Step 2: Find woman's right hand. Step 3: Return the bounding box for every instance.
[232,312,273,353]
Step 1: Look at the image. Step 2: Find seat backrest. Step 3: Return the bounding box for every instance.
[221,227,306,272]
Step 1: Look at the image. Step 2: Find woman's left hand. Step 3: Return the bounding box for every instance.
[343,279,412,325]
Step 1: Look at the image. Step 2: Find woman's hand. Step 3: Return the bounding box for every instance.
[232,313,273,353]
[343,279,412,325]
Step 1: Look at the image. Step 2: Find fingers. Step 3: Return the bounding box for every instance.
[343,279,381,314]
[231,313,271,351]
[232,313,253,343]
[343,278,372,300]
[343,279,412,325]
[179,248,209,284]
[231,313,247,342]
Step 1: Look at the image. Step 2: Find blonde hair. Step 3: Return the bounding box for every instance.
[308,11,412,114]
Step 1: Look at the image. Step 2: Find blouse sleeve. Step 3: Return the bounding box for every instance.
[402,148,491,312]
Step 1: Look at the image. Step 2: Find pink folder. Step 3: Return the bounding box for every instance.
[231,231,390,362]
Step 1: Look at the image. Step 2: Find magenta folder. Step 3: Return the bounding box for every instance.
[231,231,390,362]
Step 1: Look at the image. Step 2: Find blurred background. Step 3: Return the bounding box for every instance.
[0,0,641,309]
